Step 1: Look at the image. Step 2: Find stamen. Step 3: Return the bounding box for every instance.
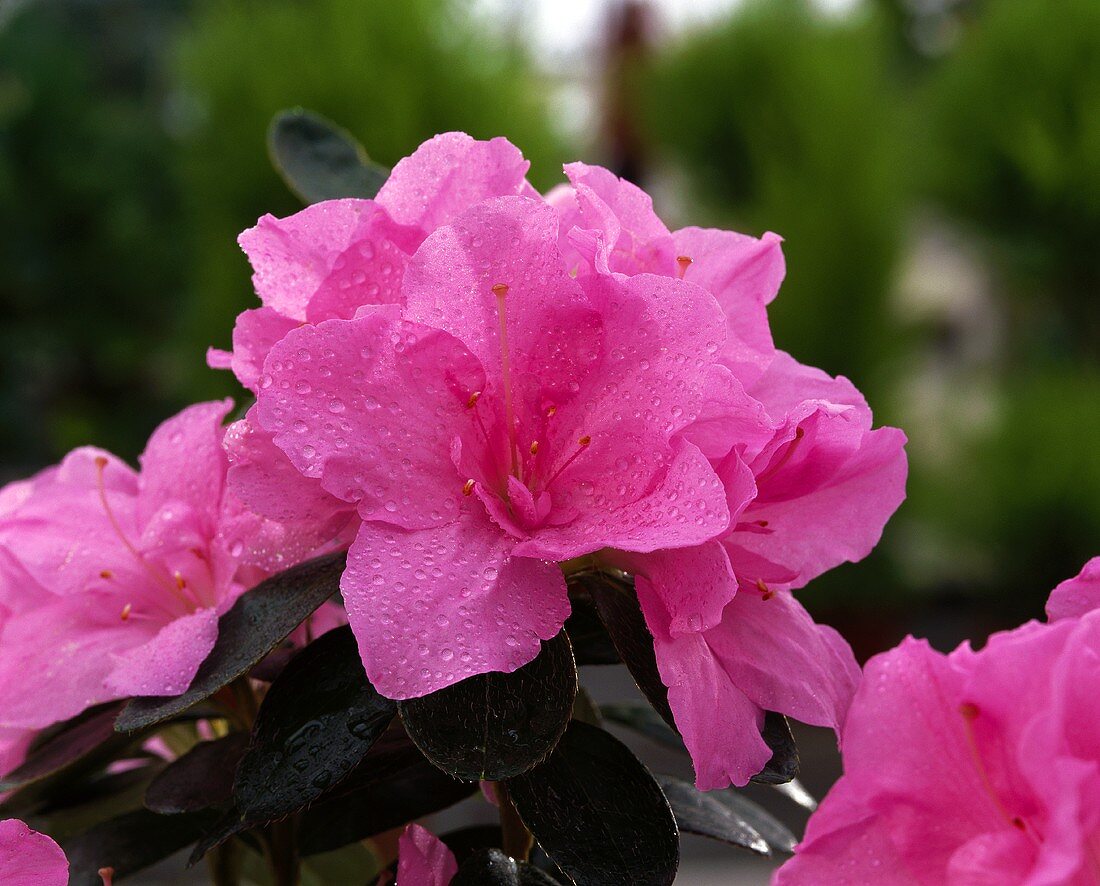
[492,283,520,479]
[546,405,556,418]
[462,479,476,497]
[756,427,805,484]
[756,520,769,527]
[120,603,132,622]
[100,570,113,579]
[542,434,593,490]
[676,255,693,278]
[466,391,482,409]
[174,572,186,590]
[755,578,775,600]
[529,441,539,456]
[94,457,195,611]
[99,868,115,886]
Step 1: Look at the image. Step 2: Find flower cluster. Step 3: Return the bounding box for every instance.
[0,130,907,881]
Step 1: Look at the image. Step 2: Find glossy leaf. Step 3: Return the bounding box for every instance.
[653,774,769,856]
[117,551,346,732]
[144,733,248,814]
[298,727,476,856]
[62,808,217,885]
[585,572,677,729]
[711,789,798,854]
[269,108,388,204]
[599,702,683,752]
[398,631,577,781]
[233,625,396,824]
[752,712,799,785]
[0,702,132,792]
[507,721,679,886]
[452,849,563,885]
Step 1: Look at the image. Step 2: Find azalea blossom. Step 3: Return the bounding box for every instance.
[1046,556,1100,621]
[0,400,331,729]
[0,819,68,886]
[227,134,905,791]
[775,558,1100,885]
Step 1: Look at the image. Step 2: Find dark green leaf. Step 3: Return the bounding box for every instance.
[452,849,563,885]
[268,108,389,204]
[599,703,684,752]
[62,808,217,886]
[188,806,248,866]
[116,551,346,732]
[234,625,396,825]
[507,721,679,886]
[0,702,133,793]
[564,597,620,665]
[398,631,577,781]
[298,726,475,856]
[145,733,248,814]
[653,774,769,856]
[584,572,677,729]
[711,789,798,854]
[752,712,799,785]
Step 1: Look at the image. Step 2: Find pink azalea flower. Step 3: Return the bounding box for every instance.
[0,400,333,729]
[240,191,733,699]
[775,560,1100,885]
[1046,556,1100,622]
[0,819,68,886]
[395,823,457,886]
[550,163,907,789]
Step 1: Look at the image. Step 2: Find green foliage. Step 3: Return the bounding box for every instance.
[641,0,911,390]
[0,1,191,467]
[171,0,569,400]
[922,0,1100,342]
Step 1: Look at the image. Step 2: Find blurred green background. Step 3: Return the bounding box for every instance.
[1,0,1098,653]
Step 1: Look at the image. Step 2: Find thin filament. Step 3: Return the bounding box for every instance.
[493,283,520,480]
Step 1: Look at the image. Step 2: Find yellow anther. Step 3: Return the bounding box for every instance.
[676,255,693,278]
[491,282,509,297]
[100,570,113,579]
[546,405,557,418]
[462,479,476,496]
[174,572,186,590]
[578,435,591,447]
[120,603,132,622]
[94,455,108,469]
[466,391,482,409]
[756,578,774,600]
[530,441,539,456]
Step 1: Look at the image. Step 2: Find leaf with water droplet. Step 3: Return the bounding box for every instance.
[116,551,346,733]
[452,848,564,885]
[397,631,577,781]
[506,721,679,886]
[233,625,396,825]
[268,108,389,204]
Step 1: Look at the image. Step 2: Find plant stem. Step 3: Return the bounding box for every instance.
[494,782,534,862]
[266,816,300,886]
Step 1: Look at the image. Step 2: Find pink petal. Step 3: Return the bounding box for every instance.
[0,820,68,886]
[1046,557,1100,621]
[255,311,485,531]
[402,196,602,405]
[341,508,569,699]
[613,540,737,636]
[396,823,458,886]
[105,607,219,697]
[563,162,675,276]
[0,592,155,727]
[673,226,784,387]
[239,199,413,321]
[701,590,860,732]
[221,307,299,392]
[749,349,868,420]
[636,580,769,790]
[377,132,534,231]
[137,399,233,529]
[0,728,33,781]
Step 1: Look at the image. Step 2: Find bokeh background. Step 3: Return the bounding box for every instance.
[1,0,1098,880]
